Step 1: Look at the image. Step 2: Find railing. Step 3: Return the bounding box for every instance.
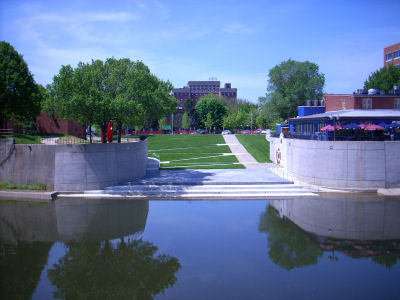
[279,133,400,141]
[40,136,140,145]
[0,129,14,136]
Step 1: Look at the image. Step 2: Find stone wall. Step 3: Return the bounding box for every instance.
[268,135,400,189]
[0,139,147,191]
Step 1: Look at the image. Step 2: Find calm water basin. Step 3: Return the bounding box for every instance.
[0,194,399,299]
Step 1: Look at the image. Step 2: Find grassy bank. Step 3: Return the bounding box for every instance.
[147,134,244,169]
[1,134,43,144]
[235,134,272,163]
[0,182,46,190]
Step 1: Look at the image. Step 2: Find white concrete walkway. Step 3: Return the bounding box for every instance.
[222,134,269,169]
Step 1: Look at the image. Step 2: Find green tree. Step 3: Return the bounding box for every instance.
[262,59,325,121]
[256,113,268,129]
[158,117,168,130]
[45,58,176,143]
[183,98,198,128]
[258,205,323,271]
[0,41,42,129]
[364,65,400,91]
[182,112,190,130]
[48,239,181,299]
[223,113,237,130]
[196,97,227,129]
[204,112,213,131]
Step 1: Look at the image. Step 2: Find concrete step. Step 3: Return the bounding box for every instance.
[104,184,302,191]
[79,183,317,199]
[60,190,317,200]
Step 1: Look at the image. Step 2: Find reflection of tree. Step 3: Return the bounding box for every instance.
[48,238,181,299]
[0,241,53,300]
[371,255,399,269]
[258,206,323,271]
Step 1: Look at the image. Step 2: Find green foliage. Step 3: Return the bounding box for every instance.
[235,134,271,163]
[259,205,323,271]
[223,99,259,130]
[148,135,244,169]
[1,133,42,144]
[261,59,325,122]
[44,58,177,143]
[158,117,168,130]
[364,65,400,91]
[182,112,190,129]
[0,181,46,190]
[205,112,213,130]
[48,239,181,299]
[183,98,198,128]
[196,97,227,129]
[256,113,268,129]
[0,241,53,300]
[0,41,42,128]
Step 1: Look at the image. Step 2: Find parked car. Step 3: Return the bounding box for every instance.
[222,130,232,135]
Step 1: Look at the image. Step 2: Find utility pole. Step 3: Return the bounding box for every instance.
[171,113,174,134]
[251,111,253,133]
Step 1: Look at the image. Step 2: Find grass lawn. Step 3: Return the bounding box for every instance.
[147,134,244,169]
[0,182,46,190]
[235,134,272,163]
[1,134,43,144]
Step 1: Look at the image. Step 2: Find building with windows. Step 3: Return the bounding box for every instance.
[172,80,237,111]
[284,88,400,140]
[384,42,400,67]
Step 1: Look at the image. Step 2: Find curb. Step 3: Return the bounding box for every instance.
[0,190,59,202]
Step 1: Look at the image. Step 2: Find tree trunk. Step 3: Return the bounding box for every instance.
[100,124,107,143]
[117,122,122,143]
[88,124,92,144]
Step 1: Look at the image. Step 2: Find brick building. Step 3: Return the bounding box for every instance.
[324,92,400,112]
[172,80,237,111]
[384,42,400,67]
[36,112,86,139]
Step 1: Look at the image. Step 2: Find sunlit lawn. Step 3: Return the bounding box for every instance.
[147,134,244,169]
[235,134,272,163]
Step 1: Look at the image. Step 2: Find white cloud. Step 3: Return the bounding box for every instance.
[222,22,257,34]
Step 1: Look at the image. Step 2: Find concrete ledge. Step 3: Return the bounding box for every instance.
[377,188,400,197]
[0,190,58,202]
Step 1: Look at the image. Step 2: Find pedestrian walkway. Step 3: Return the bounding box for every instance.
[222,134,269,169]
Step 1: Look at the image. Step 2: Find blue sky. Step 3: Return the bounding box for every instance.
[1,0,399,102]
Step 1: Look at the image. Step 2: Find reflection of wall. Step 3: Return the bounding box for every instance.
[270,195,400,240]
[0,200,148,243]
[268,136,400,189]
[55,199,149,242]
[0,140,147,191]
[0,202,58,243]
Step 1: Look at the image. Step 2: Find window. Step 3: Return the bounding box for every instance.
[394,50,400,60]
[362,99,372,109]
[386,53,393,61]
[394,99,400,109]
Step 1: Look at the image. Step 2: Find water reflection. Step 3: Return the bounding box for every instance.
[0,199,181,299]
[48,239,180,299]
[260,194,400,270]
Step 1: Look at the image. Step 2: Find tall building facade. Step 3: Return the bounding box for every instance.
[172,80,237,111]
[384,42,400,67]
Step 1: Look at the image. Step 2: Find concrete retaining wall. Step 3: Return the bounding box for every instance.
[0,140,147,191]
[268,136,400,189]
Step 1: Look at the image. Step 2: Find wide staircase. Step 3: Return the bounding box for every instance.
[81,168,317,200]
[86,182,317,199]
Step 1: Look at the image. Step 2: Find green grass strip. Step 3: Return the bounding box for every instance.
[1,134,43,144]
[235,134,272,163]
[0,182,46,190]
